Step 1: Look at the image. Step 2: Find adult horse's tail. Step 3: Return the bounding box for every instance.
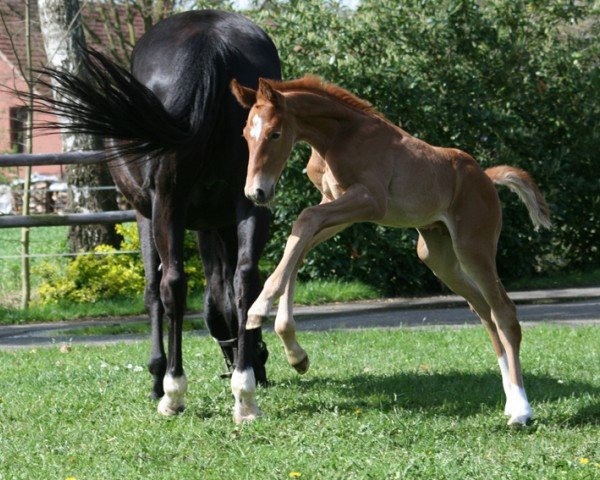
[25,47,226,161]
[485,166,551,229]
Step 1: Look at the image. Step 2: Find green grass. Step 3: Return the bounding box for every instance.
[506,267,600,291]
[59,318,206,337]
[0,280,379,325]
[0,325,598,479]
[0,226,69,303]
[294,279,379,305]
[0,294,205,325]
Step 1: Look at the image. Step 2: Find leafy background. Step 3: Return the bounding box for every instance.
[242,0,599,295]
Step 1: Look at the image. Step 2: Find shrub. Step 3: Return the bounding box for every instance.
[35,224,205,305]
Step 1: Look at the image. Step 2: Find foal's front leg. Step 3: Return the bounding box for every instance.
[274,225,347,374]
[248,184,385,329]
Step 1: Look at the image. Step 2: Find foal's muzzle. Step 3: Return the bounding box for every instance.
[246,186,274,205]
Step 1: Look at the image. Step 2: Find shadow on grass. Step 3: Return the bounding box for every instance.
[274,371,600,425]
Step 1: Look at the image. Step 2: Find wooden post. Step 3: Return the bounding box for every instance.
[20,0,34,309]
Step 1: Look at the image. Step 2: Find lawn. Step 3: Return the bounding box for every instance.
[0,226,381,324]
[0,325,598,479]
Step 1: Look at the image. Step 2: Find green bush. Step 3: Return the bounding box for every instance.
[246,0,599,294]
[35,224,204,305]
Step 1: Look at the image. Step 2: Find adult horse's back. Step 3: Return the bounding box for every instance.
[32,10,281,422]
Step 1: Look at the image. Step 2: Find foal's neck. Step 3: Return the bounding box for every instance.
[286,92,365,156]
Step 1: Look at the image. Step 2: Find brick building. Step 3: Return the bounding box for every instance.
[0,1,144,179]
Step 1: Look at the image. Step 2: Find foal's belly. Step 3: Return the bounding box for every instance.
[377,206,441,229]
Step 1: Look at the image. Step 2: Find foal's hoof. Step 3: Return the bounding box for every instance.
[507,413,532,427]
[247,314,265,330]
[292,355,310,375]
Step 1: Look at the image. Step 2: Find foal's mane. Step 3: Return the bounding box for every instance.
[267,76,389,123]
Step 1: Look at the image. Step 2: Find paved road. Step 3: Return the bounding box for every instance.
[296,298,600,331]
[1,297,598,349]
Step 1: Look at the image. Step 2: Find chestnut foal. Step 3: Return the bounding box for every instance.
[230,76,550,425]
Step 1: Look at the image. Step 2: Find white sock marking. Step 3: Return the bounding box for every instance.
[231,368,259,423]
[498,354,512,415]
[157,373,187,416]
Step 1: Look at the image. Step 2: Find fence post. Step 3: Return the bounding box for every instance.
[20,0,34,309]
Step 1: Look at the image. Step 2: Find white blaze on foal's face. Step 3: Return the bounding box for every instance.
[250,114,263,140]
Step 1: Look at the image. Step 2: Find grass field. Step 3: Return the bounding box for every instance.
[0,325,598,479]
[0,225,379,324]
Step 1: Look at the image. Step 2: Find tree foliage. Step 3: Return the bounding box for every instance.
[242,0,599,294]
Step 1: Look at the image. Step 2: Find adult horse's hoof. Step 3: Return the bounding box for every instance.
[292,354,310,375]
[148,390,163,401]
[234,408,260,424]
[157,373,187,416]
[247,314,265,330]
[158,400,185,416]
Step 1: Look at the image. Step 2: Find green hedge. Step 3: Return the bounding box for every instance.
[240,0,599,294]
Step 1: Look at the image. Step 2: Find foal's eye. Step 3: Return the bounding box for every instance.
[269,131,281,140]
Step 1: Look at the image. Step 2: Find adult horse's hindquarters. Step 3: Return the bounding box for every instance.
[25,10,281,422]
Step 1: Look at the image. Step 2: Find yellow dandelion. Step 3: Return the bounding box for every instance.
[354,408,362,415]
[289,472,301,478]
[579,458,589,465]
[65,477,77,480]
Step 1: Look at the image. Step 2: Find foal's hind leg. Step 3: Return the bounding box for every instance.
[417,226,512,415]
[137,213,166,400]
[449,225,532,425]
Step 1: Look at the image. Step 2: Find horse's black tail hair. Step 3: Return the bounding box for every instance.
[21,46,227,162]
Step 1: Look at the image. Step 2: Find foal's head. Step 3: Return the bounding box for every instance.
[231,78,294,205]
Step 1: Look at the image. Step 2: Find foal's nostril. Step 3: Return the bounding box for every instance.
[254,188,266,203]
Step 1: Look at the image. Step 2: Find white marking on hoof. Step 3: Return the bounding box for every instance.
[157,373,187,416]
[506,384,532,426]
[231,368,260,423]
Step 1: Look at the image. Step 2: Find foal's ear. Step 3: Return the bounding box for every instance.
[230,79,257,108]
[258,78,285,108]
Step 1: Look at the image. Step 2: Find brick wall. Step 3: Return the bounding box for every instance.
[0,54,64,178]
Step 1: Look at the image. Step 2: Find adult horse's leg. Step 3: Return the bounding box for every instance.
[197,228,238,376]
[230,201,270,423]
[152,190,188,416]
[417,226,513,416]
[136,212,167,399]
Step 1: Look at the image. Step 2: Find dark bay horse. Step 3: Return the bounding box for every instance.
[31,11,281,422]
[231,76,551,426]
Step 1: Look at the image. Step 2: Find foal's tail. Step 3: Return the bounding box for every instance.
[20,47,226,162]
[485,166,551,229]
